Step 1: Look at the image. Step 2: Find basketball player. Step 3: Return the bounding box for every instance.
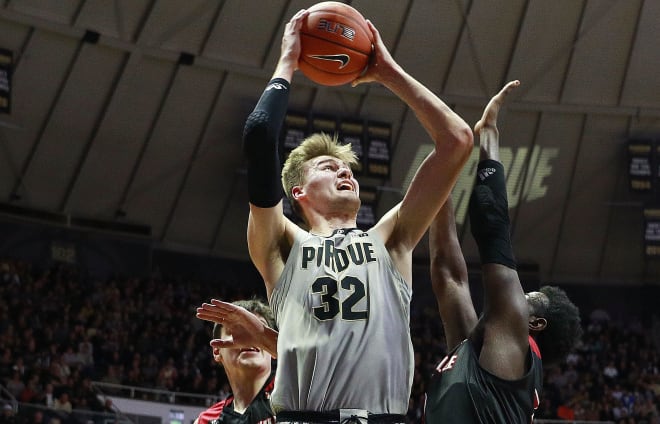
[194,299,277,424]
[424,80,583,423]
[242,7,473,423]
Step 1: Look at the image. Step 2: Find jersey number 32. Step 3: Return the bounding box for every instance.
[312,276,368,321]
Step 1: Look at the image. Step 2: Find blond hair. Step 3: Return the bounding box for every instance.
[281,133,358,216]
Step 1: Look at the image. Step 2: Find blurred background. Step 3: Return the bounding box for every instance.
[1,1,660,423]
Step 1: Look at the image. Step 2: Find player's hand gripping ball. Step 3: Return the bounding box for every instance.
[298,2,373,86]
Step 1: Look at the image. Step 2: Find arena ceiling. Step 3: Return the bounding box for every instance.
[1,0,659,285]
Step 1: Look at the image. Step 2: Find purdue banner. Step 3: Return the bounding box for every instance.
[339,119,365,175]
[281,112,309,160]
[628,139,654,192]
[357,185,378,230]
[0,48,12,114]
[311,114,337,135]
[644,207,660,259]
[366,121,392,178]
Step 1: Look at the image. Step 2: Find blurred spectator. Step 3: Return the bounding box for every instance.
[77,337,94,371]
[48,356,70,386]
[156,357,178,392]
[590,308,611,323]
[72,377,105,411]
[0,350,13,382]
[39,383,55,409]
[19,374,42,403]
[11,357,27,378]
[26,409,46,424]
[604,360,620,380]
[60,346,81,370]
[51,392,72,414]
[5,371,25,398]
[0,404,17,424]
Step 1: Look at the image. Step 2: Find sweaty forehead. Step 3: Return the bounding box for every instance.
[309,155,344,168]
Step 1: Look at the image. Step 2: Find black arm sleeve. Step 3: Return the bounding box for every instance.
[242,78,290,208]
[468,159,516,269]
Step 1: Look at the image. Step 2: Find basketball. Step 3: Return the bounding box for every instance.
[299,2,373,86]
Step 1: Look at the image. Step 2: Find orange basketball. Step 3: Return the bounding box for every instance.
[299,2,373,86]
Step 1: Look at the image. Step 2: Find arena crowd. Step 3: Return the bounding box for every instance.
[1,258,659,423]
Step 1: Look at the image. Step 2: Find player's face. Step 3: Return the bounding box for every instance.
[299,155,360,210]
[218,315,272,372]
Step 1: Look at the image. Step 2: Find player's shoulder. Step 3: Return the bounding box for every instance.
[369,205,399,242]
[195,398,232,424]
[281,220,310,247]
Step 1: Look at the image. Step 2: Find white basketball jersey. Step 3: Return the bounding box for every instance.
[269,228,414,414]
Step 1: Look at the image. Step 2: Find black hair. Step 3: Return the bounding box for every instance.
[533,285,582,366]
[212,298,275,339]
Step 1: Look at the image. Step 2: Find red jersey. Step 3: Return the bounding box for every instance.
[196,373,275,424]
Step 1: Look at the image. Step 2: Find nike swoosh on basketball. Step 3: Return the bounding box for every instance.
[308,54,350,69]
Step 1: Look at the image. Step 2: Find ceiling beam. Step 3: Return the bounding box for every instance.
[160,71,228,242]
[8,33,90,203]
[617,0,645,106]
[59,52,131,213]
[3,7,660,120]
[548,114,588,279]
[114,61,180,218]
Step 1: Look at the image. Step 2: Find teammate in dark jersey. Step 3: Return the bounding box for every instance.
[424,81,582,423]
[194,299,277,424]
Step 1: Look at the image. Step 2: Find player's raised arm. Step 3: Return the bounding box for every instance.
[468,80,530,379]
[357,20,473,274]
[243,10,308,294]
[429,196,477,350]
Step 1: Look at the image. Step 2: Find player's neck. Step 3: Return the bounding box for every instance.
[301,197,359,234]
[227,368,270,414]
[307,214,357,237]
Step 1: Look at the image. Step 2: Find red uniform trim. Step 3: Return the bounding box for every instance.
[196,397,233,424]
[528,336,542,359]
